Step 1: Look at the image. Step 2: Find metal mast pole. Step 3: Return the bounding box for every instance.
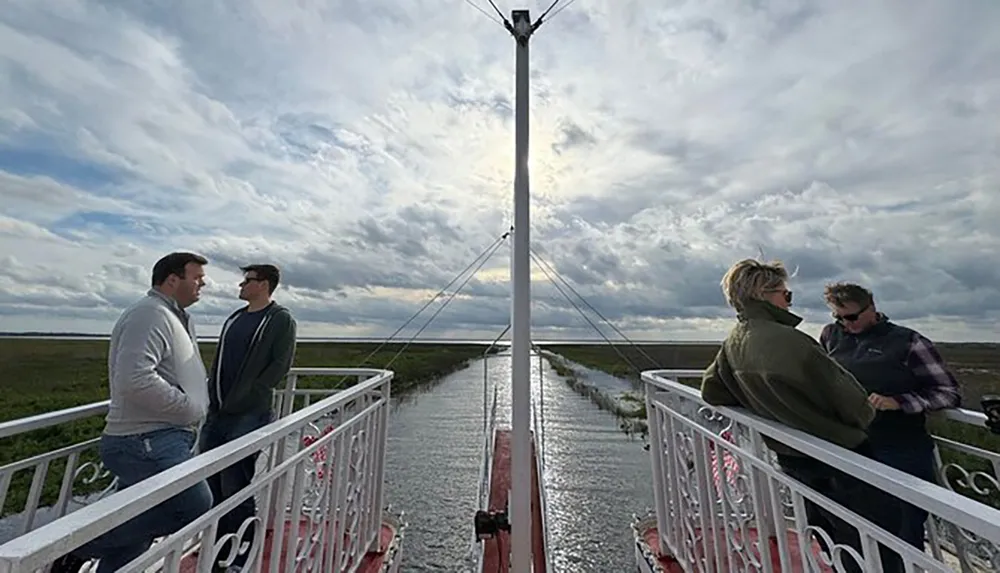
[509,8,533,573]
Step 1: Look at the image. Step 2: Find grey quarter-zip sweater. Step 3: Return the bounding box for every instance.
[103,289,210,436]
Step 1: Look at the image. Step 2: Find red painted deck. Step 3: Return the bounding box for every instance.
[481,428,547,573]
[641,525,834,573]
[179,519,398,572]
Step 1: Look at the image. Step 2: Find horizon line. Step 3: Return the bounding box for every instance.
[2,332,999,345]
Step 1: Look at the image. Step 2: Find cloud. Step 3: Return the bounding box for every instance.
[0,0,998,344]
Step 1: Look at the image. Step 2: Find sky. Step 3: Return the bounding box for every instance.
[1,0,998,343]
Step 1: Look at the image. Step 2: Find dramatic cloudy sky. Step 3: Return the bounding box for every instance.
[1,0,998,342]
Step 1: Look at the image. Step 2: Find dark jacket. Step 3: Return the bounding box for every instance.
[208,302,297,416]
[701,300,875,456]
[822,316,934,448]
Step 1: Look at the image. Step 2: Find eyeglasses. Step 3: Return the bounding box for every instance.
[239,277,265,286]
[833,304,869,322]
[765,289,793,304]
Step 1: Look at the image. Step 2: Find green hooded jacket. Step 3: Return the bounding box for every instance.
[701,300,875,456]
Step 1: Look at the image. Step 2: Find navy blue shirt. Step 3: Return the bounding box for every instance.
[218,304,271,403]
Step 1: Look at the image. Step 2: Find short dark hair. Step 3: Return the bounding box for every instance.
[151,252,208,286]
[241,264,281,294]
[823,282,873,308]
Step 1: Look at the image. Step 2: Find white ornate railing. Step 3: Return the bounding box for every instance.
[0,402,116,545]
[0,367,394,573]
[641,369,1000,573]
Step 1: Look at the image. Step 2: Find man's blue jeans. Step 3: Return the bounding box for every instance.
[75,428,213,573]
[198,410,273,568]
[870,437,938,550]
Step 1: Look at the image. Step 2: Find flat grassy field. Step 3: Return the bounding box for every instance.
[1,338,488,515]
[546,341,1000,406]
[544,341,1000,507]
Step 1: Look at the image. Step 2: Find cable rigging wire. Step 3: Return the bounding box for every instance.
[461,0,582,33]
[542,0,580,23]
[463,0,503,26]
[531,247,661,370]
[529,251,645,375]
[381,236,508,370]
[340,228,512,383]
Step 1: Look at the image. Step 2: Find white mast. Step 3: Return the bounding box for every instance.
[509,8,533,573]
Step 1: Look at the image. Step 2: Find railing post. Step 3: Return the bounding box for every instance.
[371,380,390,546]
[281,373,298,418]
[690,435,717,573]
[268,372,298,534]
[645,380,673,557]
[931,444,976,573]
[747,430,777,573]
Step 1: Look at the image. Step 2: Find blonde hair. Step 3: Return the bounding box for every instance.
[721,258,789,311]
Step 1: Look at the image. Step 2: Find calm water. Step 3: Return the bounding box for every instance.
[384,351,655,572]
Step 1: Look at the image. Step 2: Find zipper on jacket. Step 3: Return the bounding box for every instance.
[214,311,240,408]
[221,306,280,410]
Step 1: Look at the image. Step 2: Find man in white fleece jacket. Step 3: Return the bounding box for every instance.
[53,252,214,573]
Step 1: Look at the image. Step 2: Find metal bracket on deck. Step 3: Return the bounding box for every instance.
[474,509,511,540]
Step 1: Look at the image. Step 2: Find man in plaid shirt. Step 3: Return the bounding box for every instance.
[820,282,962,552]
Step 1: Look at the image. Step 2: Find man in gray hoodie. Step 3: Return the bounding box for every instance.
[53,252,214,573]
[200,263,297,572]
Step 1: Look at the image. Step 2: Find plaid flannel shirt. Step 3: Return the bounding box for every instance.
[896,332,962,413]
[820,323,962,414]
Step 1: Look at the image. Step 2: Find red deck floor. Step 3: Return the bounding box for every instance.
[642,525,834,573]
[480,428,547,573]
[179,519,398,572]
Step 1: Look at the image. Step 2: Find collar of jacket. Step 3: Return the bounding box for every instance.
[737,299,804,328]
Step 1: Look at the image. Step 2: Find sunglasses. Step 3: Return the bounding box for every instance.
[764,289,793,304]
[833,304,869,323]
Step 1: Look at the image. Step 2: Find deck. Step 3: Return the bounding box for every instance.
[639,524,833,573]
[178,518,400,572]
[481,428,546,573]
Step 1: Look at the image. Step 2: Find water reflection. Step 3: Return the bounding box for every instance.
[384,351,654,572]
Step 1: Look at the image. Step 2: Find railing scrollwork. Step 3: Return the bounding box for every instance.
[0,367,397,573]
[640,369,1000,573]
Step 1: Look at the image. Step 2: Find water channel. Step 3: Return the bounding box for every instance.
[384,351,655,572]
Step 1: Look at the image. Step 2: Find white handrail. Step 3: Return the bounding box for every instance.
[642,368,991,428]
[0,368,392,570]
[0,367,384,441]
[643,369,1000,547]
[0,402,110,440]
